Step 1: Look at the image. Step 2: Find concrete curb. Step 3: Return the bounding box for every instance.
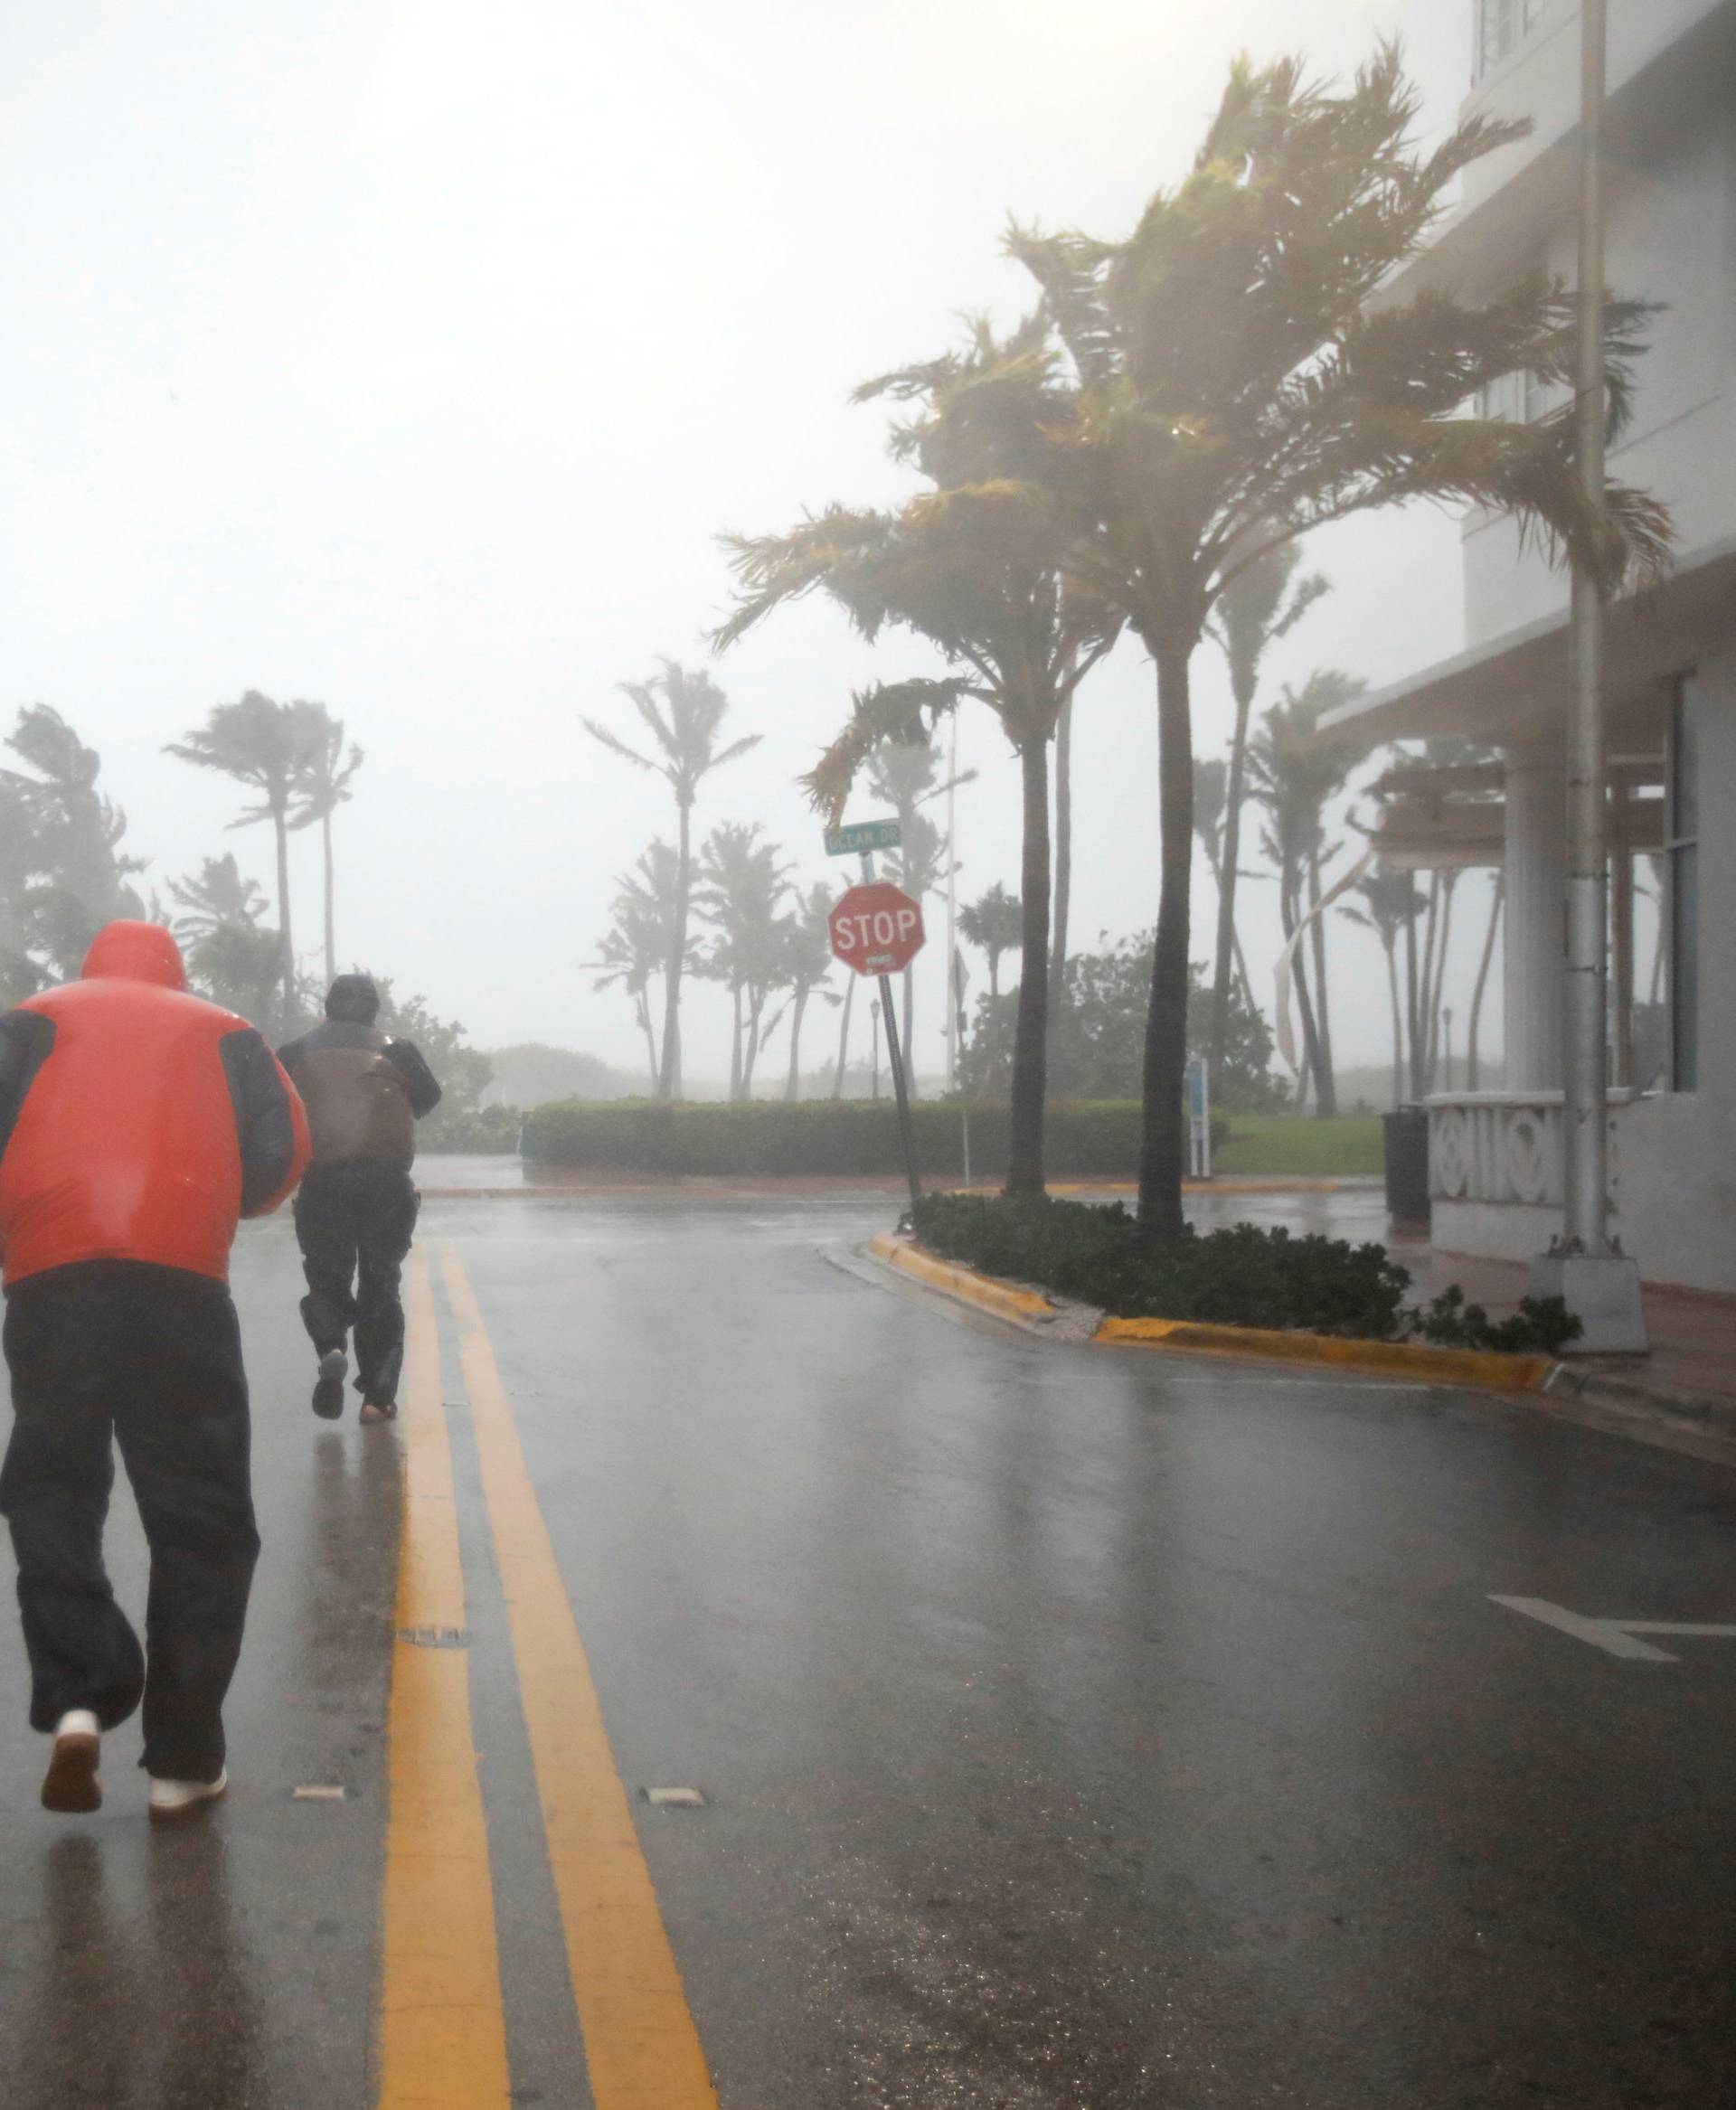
[867,1233,1554,1394]
[1540,1361,1736,1442]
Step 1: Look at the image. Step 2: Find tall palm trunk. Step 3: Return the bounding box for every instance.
[637,987,659,1091]
[1051,694,1073,995]
[272,806,295,1014]
[321,807,336,984]
[1137,643,1194,1238]
[786,986,810,1102]
[834,975,855,1097]
[1382,935,1403,1109]
[901,963,916,1098]
[1005,736,1052,1197]
[1209,671,1255,1077]
[1306,851,1338,1117]
[1282,872,1327,1119]
[659,801,692,1100]
[729,982,743,1102]
[1467,872,1504,1090]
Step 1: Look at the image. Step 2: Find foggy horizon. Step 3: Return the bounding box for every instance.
[5,1,1495,1087]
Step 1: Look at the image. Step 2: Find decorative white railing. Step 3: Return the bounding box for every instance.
[1428,1092,1633,1207]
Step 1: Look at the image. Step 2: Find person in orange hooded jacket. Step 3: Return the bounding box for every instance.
[0,921,309,1820]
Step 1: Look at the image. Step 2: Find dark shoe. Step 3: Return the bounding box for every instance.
[359,1399,398,1424]
[42,1710,102,1815]
[312,1348,347,1419]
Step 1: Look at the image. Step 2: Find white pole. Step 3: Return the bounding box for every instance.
[944,717,959,1096]
[1533,0,1646,1351]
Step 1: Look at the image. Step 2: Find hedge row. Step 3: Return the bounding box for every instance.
[519,1097,1202,1178]
[910,1192,1582,1352]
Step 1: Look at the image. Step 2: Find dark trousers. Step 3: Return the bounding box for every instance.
[0,1262,258,1780]
[293,1161,420,1405]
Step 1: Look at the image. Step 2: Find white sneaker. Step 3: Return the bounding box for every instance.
[147,1768,228,1820]
[41,1709,102,1814]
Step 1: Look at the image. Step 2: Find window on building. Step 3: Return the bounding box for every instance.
[1478,0,1550,77]
[1666,676,1700,1090]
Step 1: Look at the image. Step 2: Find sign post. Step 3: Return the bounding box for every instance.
[827,871,926,1215]
[1186,1057,1212,1180]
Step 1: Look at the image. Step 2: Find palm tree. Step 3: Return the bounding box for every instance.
[588,842,688,1089]
[863,738,972,1082]
[1192,757,1256,1014]
[288,702,363,985]
[1247,674,1366,1116]
[1008,44,1670,1232]
[168,853,269,942]
[693,822,793,1100]
[1204,540,1327,1079]
[1340,865,1427,1109]
[5,705,146,976]
[165,692,317,1011]
[958,882,1024,1004]
[779,885,839,1101]
[719,315,1121,1192]
[583,662,760,1099]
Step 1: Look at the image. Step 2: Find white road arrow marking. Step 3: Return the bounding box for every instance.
[1491,1596,1736,1663]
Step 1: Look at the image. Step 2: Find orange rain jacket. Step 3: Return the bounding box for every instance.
[0,921,310,1288]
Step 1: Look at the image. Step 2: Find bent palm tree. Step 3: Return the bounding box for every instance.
[780,885,839,1101]
[588,841,689,1089]
[1340,865,1426,1108]
[1009,44,1670,1231]
[288,703,363,984]
[693,821,793,1100]
[1204,541,1327,1078]
[719,316,1121,1192]
[166,692,317,1013]
[584,662,760,1098]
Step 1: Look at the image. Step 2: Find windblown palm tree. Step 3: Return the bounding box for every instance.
[1340,864,1427,1110]
[288,702,363,985]
[1008,43,1671,1230]
[5,705,146,977]
[1192,757,1258,1017]
[864,738,973,1081]
[165,692,318,1011]
[168,853,269,942]
[958,882,1024,1004]
[588,841,690,1090]
[693,821,793,1100]
[1204,541,1327,1078]
[1247,673,1366,1116]
[778,885,840,1101]
[719,315,1121,1192]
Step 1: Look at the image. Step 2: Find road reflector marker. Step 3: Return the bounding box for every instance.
[1492,1595,1736,1663]
[293,1785,348,1801]
[442,1247,720,2108]
[641,1788,709,1809]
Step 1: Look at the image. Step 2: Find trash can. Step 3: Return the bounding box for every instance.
[1383,1107,1431,1229]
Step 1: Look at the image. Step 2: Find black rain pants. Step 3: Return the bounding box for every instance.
[0,1260,259,1782]
[293,1160,420,1406]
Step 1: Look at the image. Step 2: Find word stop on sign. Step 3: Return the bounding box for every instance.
[828,881,927,977]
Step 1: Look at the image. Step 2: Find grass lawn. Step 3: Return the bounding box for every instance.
[1213,1113,1384,1179]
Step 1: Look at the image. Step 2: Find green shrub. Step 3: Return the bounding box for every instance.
[521,1097,1167,1179]
[908,1192,1582,1353]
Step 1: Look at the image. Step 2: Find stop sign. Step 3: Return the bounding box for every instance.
[829,881,926,977]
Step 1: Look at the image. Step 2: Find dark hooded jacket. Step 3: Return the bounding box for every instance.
[278,976,441,1169]
[0,920,311,1286]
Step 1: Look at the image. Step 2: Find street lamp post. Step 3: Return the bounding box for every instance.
[1531,0,1647,1351]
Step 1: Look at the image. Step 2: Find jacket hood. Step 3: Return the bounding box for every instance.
[326,974,381,1024]
[80,920,190,993]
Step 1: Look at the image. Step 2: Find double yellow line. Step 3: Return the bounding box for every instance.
[376,1248,717,2108]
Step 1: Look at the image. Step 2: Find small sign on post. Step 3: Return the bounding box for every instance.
[1186,1057,1212,1180]
[824,818,902,859]
[829,879,926,1213]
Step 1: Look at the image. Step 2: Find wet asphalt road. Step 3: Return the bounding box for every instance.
[0,1194,1733,2109]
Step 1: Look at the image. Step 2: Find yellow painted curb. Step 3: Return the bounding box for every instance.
[1094,1315,1551,1391]
[869,1234,1551,1393]
[868,1231,1057,1325]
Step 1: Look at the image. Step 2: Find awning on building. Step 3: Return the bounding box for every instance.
[1318,532,1736,749]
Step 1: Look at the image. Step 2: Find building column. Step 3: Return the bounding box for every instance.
[1504,744,1566,1090]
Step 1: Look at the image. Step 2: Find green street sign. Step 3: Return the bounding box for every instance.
[824,818,901,857]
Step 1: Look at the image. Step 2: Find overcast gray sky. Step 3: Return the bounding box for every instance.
[2,0,1485,1085]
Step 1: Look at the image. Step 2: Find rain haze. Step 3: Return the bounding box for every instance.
[3,0,1474,1088]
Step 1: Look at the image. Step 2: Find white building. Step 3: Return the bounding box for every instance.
[1325,0,1736,1296]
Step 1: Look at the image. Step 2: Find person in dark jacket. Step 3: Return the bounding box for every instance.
[0,919,309,1820]
[278,975,440,1425]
